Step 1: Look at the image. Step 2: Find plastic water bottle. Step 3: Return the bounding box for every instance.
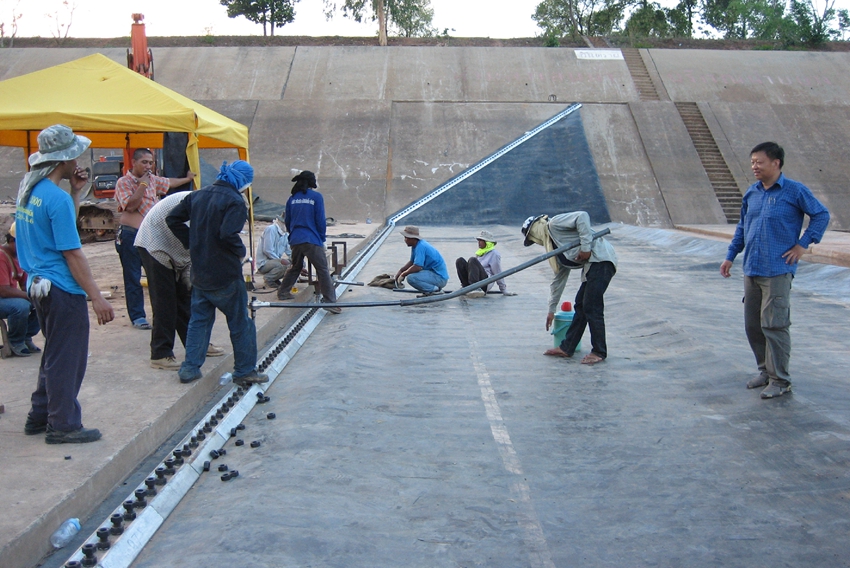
[50,518,81,549]
[219,372,233,386]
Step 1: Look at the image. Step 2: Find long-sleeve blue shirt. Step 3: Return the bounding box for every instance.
[285,188,326,247]
[726,173,829,277]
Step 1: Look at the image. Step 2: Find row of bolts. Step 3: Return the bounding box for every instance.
[64,387,276,567]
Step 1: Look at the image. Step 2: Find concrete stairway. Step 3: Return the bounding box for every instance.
[621,48,660,101]
[675,102,742,223]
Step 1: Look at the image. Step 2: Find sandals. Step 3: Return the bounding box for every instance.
[581,353,605,365]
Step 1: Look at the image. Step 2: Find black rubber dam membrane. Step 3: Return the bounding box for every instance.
[402,107,611,227]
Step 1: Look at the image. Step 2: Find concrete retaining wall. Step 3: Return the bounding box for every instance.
[2,46,849,229]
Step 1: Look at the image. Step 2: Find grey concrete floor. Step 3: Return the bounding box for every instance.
[131,225,850,568]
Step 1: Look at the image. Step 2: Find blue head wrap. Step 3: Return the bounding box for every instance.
[216,160,254,190]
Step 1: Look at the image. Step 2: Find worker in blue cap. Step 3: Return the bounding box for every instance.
[166,160,268,386]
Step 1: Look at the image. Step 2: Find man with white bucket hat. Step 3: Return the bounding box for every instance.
[15,124,114,444]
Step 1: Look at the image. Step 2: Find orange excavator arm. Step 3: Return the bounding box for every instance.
[127,13,154,80]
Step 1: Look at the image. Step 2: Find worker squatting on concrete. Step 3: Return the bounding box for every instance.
[395,226,450,295]
[16,124,115,444]
[256,214,292,288]
[275,171,341,314]
[114,148,195,331]
[522,212,617,366]
[166,160,268,386]
[720,142,830,399]
[0,222,41,357]
[134,192,225,370]
[455,230,516,297]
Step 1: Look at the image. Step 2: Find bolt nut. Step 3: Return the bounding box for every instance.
[209,449,219,459]
[203,460,211,472]
[218,464,228,472]
[236,423,246,431]
[221,472,232,481]
[235,439,244,446]
[219,448,227,456]
[251,440,261,448]
[267,412,276,419]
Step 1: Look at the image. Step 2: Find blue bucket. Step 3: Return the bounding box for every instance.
[551,310,581,350]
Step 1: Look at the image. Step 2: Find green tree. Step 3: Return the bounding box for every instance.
[625,1,669,37]
[324,0,436,45]
[533,0,633,40]
[702,0,773,39]
[782,0,837,46]
[388,0,436,38]
[220,0,298,37]
[838,8,850,40]
[664,0,698,37]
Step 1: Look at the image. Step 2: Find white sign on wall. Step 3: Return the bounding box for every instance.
[575,50,624,61]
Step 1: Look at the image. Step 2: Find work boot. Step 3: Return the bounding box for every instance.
[24,416,48,435]
[178,367,203,384]
[760,383,792,399]
[322,302,342,315]
[206,343,225,357]
[233,370,269,385]
[746,372,770,390]
[277,290,295,301]
[150,356,181,370]
[45,425,102,444]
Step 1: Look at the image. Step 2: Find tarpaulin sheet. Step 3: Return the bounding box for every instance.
[401,108,611,227]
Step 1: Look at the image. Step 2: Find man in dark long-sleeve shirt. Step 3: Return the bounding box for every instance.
[275,170,340,314]
[720,142,829,399]
[167,160,267,386]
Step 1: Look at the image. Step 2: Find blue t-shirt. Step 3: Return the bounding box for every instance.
[285,188,326,247]
[410,239,449,280]
[15,178,85,295]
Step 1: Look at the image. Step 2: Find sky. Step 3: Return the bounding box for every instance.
[2,0,542,39]
[1,0,848,40]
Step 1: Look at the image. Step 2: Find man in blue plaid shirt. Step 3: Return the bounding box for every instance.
[720,142,830,399]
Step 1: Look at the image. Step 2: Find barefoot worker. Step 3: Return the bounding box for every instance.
[521,212,616,365]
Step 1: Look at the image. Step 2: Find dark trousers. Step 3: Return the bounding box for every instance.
[138,247,191,360]
[559,261,616,359]
[116,225,146,322]
[28,286,89,432]
[456,257,488,291]
[278,243,337,302]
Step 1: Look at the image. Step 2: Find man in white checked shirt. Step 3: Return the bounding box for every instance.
[134,192,224,370]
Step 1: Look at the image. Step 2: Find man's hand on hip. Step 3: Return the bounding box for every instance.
[782,244,806,265]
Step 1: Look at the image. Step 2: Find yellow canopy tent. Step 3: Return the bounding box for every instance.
[0,52,260,280]
[0,52,249,185]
